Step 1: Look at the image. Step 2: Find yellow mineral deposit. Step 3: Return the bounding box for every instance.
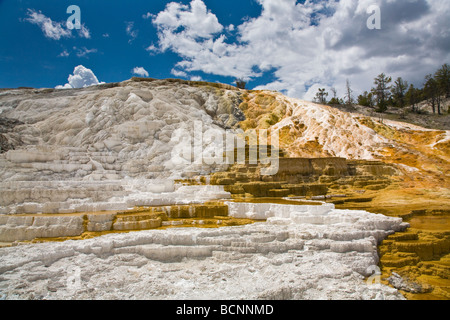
[4,202,256,245]
[216,90,449,300]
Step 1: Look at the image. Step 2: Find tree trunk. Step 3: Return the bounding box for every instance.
[437,95,442,115]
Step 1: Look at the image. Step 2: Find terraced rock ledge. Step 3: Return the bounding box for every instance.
[0,200,409,300]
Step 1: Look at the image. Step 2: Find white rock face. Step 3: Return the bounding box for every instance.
[0,179,230,215]
[0,80,244,182]
[0,80,246,214]
[0,202,407,300]
[0,215,85,242]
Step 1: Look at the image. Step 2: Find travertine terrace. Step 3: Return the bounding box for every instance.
[0,78,449,300]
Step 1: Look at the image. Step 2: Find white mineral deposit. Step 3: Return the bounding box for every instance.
[0,201,407,300]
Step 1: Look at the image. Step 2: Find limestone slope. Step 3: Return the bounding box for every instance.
[239,91,449,181]
[0,79,245,182]
[0,79,243,213]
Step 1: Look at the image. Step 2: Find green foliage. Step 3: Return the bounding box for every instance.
[405,84,422,114]
[391,77,408,108]
[328,97,343,105]
[424,74,442,114]
[344,63,448,116]
[371,73,392,113]
[434,63,450,98]
[314,88,328,104]
[358,91,374,108]
[235,78,247,89]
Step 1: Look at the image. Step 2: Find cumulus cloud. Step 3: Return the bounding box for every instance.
[142,12,153,20]
[146,44,160,55]
[151,0,450,99]
[132,67,149,77]
[25,9,91,40]
[171,68,188,78]
[25,9,71,40]
[153,0,223,40]
[56,65,104,89]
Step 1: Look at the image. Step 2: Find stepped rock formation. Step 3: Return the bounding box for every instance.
[0,78,449,300]
[0,202,407,300]
[210,157,398,198]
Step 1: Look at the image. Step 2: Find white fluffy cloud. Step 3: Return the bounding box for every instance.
[153,0,223,41]
[151,0,450,99]
[56,65,104,89]
[132,67,150,77]
[25,9,90,40]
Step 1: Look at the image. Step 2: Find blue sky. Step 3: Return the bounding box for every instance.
[1,0,449,100]
[0,0,262,89]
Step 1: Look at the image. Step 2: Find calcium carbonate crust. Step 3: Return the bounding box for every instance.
[0,202,408,300]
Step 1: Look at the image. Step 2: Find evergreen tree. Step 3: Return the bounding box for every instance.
[235,78,246,89]
[424,74,441,115]
[357,91,374,108]
[328,88,341,105]
[434,63,450,98]
[371,73,392,113]
[405,84,419,113]
[314,88,328,104]
[391,77,408,108]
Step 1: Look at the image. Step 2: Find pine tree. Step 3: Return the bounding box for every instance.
[235,78,246,89]
[434,63,450,98]
[314,88,328,104]
[358,91,374,108]
[391,77,408,108]
[328,88,341,105]
[424,74,441,115]
[372,73,392,113]
[405,84,419,113]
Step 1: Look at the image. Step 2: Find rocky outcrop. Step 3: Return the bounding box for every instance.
[0,118,23,153]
